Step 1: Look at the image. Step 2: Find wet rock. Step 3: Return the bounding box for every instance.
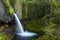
[0,0,13,23]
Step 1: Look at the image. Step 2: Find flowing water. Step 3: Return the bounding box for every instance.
[14,13,24,33]
[14,13,37,37]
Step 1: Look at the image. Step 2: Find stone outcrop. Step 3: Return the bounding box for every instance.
[0,0,13,23]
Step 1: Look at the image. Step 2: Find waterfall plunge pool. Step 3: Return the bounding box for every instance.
[15,31,37,37]
[14,13,37,37]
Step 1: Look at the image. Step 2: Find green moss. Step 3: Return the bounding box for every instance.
[23,19,43,33]
[0,24,8,31]
[36,34,55,40]
[0,26,4,31]
[0,24,14,40]
[22,14,60,40]
[0,33,14,40]
[4,0,14,15]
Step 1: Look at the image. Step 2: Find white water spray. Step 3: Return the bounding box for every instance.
[14,13,37,37]
[14,13,24,33]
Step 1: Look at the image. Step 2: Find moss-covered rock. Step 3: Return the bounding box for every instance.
[4,0,14,15]
[0,0,14,23]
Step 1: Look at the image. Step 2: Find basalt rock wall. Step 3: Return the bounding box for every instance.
[0,0,13,23]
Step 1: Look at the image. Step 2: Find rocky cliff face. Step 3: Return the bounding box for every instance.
[0,0,13,23]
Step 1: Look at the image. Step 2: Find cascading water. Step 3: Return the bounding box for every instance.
[14,13,37,37]
[14,13,24,33]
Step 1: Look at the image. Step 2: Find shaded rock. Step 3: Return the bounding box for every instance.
[0,0,13,23]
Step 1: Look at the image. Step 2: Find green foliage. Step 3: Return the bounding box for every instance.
[21,0,60,40]
[0,24,8,31]
[22,14,60,40]
[22,19,41,32]
[0,33,14,40]
[0,24,14,40]
[0,0,60,40]
[36,34,55,40]
[22,1,45,19]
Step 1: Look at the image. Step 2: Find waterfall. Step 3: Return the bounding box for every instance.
[14,13,24,33]
[14,13,37,37]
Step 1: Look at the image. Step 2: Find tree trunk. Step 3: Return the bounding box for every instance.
[44,0,47,15]
[50,0,52,17]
